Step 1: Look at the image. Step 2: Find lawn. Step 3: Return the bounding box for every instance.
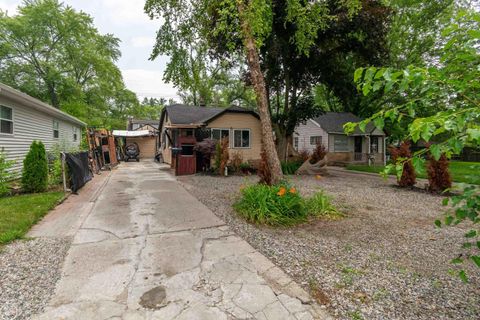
[0,192,64,244]
[346,161,480,185]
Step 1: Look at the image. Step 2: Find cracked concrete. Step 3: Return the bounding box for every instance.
[32,160,331,320]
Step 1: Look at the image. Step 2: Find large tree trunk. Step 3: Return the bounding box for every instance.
[237,0,283,184]
[47,82,60,108]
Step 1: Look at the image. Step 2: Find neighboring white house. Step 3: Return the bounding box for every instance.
[294,112,386,165]
[0,82,86,173]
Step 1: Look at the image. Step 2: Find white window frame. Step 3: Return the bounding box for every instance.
[210,128,230,144]
[0,105,14,135]
[73,126,78,142]
[233,129,251,149]
[294,137,299,150]
[310,136,322,146]
[53,120,60,139]
[333,135,349,152]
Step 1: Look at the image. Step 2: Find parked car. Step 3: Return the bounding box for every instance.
[124,143,140,162]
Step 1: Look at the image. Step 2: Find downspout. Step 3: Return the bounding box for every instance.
[383,135,387,166]
[367,135,371,166]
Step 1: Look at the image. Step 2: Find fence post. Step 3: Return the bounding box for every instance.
[61,152,67,193]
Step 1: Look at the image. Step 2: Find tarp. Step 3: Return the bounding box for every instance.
[65,152,93,192]
[112,130,152,137]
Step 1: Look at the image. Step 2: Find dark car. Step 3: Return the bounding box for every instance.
[124,143,140,162]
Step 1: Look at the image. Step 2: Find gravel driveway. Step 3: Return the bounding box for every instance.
[0,237,71,320]
[179,170,480,320]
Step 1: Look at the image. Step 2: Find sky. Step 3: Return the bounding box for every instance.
[0,0,178,100]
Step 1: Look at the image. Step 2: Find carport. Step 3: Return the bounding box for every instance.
[113,130,157,160]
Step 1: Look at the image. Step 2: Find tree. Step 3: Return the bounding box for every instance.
[0,0,137,128]
[347,8,480,278]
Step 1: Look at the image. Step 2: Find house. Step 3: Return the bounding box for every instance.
[294,112,386,165]
[0,83,86,173]
[127,118,159,132]
[159,104,261,175]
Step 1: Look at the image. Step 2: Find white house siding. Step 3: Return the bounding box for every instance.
[293,120,329,153]
[0,95,82,173]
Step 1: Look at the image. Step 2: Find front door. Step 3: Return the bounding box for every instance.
[354,136,363,161]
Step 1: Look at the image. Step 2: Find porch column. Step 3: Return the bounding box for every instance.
[383,136,387,166]
[367,135,371,166]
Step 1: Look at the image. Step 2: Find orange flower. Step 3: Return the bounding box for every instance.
[240,184,246,190]
[289,187,296,194]
[315,175,322,180]
[277,187,286,196]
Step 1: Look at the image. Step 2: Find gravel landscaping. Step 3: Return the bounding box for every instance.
[0,237,71,320]
[179,170,480,320]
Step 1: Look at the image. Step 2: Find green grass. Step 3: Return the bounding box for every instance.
[0,192,64,244]
[346,161,480,185]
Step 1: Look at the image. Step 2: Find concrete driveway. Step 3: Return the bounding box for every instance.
[32,161,329,320]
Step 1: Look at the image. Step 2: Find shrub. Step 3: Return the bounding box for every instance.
[281,160,302,175]
[310,143,327,164]
[194,138,216,171]
[21,141,48,193]
[258,149,272,185]
[219,137,229,175]
[231,152,243,173]
[0,149,14,197]
[305,191,341,218]
[234,183,307,225]
[297,149,310,163]
[427,152,452,193]
[389,141,416,187]
[214,141,222,171]
[239,162,254,174]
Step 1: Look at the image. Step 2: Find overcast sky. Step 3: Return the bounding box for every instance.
[0,0,178,100]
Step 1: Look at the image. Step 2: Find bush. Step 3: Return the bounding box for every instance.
[219,137,229,175]
[234,183,307,225]
[310,143,327,164]
[0,149,14,197]
[21,141,48,193]
[194,138,216,171]
[389,141,416,187]
[258,149,272,185]
[231,151,243,173]
[297,150,310,163]
[427,152,452,193]
[305,191,341,218]
[281,160,302,175]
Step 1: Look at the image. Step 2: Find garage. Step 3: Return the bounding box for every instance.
[113,130,157,160]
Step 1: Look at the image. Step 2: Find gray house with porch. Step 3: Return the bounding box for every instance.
[294,112,386,165]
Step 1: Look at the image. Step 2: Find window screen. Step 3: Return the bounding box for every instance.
[233,129,250,148]
[334,135,349,152]
[0,105,13,134]
[53,120,59,139]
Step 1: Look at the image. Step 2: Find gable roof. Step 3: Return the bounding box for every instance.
[162,104,258,126]
[0,82,86,127]
[312,112,382,135]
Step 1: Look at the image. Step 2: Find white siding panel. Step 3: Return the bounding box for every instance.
[293,120,329,153]
[0,95,82,173]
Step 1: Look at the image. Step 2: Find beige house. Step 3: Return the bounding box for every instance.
[294,112,386,166]
[159,104,261,175]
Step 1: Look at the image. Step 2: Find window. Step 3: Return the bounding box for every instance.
[294,137,299,150]
[370,136,379,153]
[181,144,194,156]
[233,129,250,148]
[73,127,78,142]
[53,120,59,138]
[0,105,13,134]
[211,128,230,141]
[310,136,322,146]
[334,135,349,152]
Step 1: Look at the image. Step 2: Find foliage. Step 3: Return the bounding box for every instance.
[427,152,452,193]
[258,149,272,185]
[388,141,416,187]
[281,160,302,175]
[347,9,480,275]
[436,186,480,281]
[214,142,222,172]
[309,143,327,164]
[218,137,230,175]
[21,141,49,193]
[297,150,310,163]
[0,191,64,244]
[230,152,244,174]
[0,0,142,128]
[346,162,480,185]
[194,139,217,160]
[305,191,341,218]
[234,183,306,225]
[0,149,14,197]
